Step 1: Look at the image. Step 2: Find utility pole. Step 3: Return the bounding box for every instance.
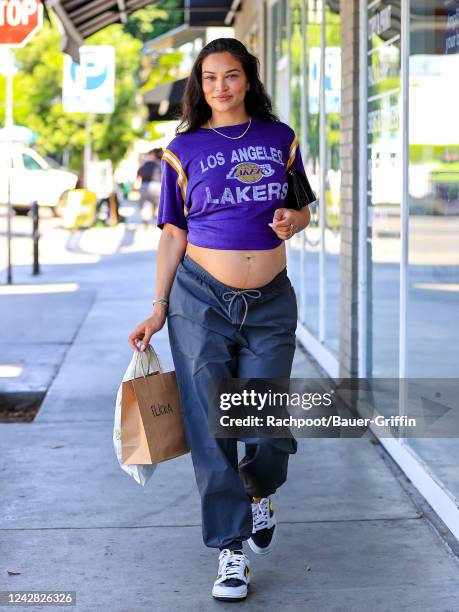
[5,47,14,284]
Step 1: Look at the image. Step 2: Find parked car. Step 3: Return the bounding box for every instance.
[0,144,78,215]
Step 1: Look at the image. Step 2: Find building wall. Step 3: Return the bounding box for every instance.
[338,0,359,377]
[233,0,266,81]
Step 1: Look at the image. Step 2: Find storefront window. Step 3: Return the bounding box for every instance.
[267,0,341,366]
[405,0,459,499]
[283,0,340,357]
[290,0,303,139]
[366,0,402,376]
[287,0,305,298]
[272,0,322,334]
[269,0,289,120]
[324,0,341,354]
[300,0,322,335]
[406,1,459,377]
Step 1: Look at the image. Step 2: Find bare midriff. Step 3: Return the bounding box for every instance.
[185,242,287,289]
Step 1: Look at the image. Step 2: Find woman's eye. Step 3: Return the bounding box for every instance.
[204,75,238,80]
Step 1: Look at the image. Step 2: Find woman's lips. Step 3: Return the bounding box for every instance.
[215,95,232,100]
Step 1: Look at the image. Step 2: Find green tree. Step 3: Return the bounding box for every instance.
[124,0,184,44]
[0,16,144,170]
[86,25,143,164]
[0,6,187,171]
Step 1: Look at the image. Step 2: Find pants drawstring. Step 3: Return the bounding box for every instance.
[222,289,262,331]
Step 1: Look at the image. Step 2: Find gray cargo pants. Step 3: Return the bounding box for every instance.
[167,254,298,550]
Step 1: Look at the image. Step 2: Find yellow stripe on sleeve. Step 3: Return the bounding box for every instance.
[163,148,188,205]
[286,136,299,170]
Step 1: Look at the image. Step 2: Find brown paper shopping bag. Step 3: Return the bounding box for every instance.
[121,346,189,465]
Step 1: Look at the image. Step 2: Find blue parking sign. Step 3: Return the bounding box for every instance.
[63,46,115,114]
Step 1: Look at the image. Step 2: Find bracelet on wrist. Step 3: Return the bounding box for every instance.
[152,298,169,311]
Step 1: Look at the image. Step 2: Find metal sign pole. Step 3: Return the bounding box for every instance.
[0,1,44,284]
[84,113,92,189]
[5,46,14,285]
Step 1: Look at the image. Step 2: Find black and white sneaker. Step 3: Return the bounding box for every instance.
[247,496,277,555]
[212,549,250,601]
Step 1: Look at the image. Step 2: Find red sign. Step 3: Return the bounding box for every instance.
[0,0,43,47]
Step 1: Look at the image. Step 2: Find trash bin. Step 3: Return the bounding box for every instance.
[61,189,97,230]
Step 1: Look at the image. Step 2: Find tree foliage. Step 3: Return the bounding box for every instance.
[0,14,147,170]
[0,2,190,171]
[123,0,184,44]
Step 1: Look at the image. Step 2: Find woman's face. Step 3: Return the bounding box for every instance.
[201,52,249,115]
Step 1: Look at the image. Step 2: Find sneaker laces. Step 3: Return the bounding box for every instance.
[252,497,270,532]
[217,550,247,582]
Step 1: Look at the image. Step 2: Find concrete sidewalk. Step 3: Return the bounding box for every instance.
[1,217,459,611]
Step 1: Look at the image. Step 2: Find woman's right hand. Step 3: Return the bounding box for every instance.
[127,309,167,352]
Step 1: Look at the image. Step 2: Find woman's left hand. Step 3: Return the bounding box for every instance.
[268,207,309,241]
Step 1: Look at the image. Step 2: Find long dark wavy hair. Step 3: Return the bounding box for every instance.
[176,38,279,134]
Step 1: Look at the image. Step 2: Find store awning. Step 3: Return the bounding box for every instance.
[142,23,206,54]
[144,77,187,121]
[45,0,241,62]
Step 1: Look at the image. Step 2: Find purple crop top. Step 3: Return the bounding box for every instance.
[156,116,307,250]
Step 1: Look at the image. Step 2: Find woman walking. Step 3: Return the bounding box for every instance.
[128,37,311,602]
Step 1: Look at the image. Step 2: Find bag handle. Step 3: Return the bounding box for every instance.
[133,344,161,379]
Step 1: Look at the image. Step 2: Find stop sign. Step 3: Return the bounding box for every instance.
[0,0,43,47]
